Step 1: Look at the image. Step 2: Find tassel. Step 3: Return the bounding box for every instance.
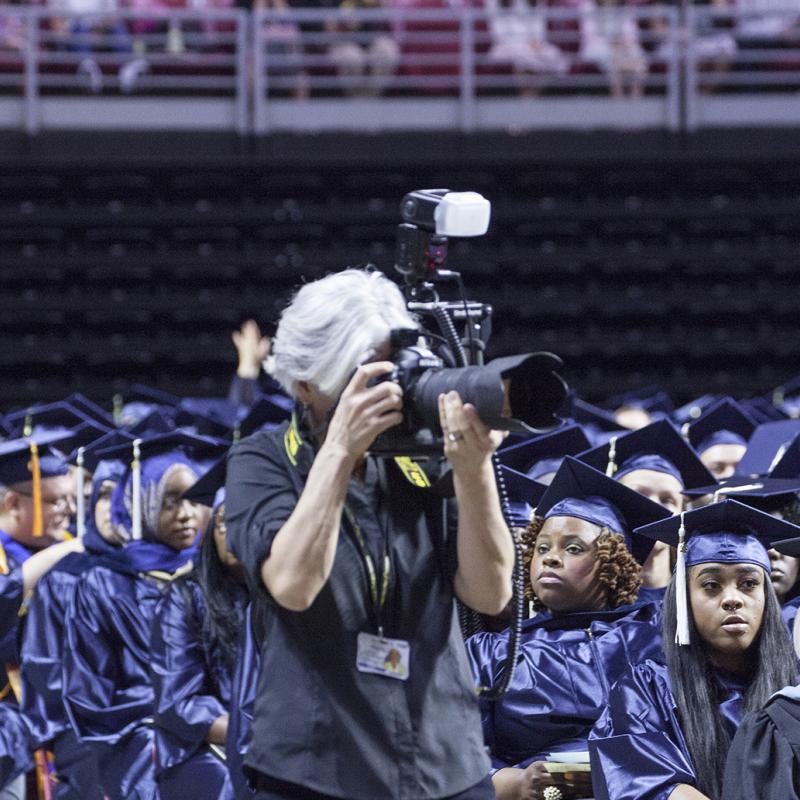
[605,436,618,477]
[131,439,142,541]
[76,447,86,539]
[29,442,43,538]
[675,511,690,646]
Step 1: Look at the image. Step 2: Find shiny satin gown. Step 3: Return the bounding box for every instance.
[150,579,235,800]
[226,604,260,799]
[62,565,168,800]
[465,602,662,770]
[20,557,103,800]
[588,659,748,800]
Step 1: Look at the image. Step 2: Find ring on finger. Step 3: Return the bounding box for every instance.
[447,431,464,442]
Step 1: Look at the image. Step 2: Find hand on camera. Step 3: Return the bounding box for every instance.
[324,362,403,464]
[439,391,506,476]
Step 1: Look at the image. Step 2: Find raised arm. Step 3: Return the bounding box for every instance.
[439,391,514,616]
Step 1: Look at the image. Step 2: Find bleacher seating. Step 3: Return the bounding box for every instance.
[1,130,799,411]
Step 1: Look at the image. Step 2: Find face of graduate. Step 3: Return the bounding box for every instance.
[212,504,240,569]
[6,473,77,550]
[614,406,652,431]
[768,548,800,602]
[617,468,684,514]
[700,443,747,480]
[157,467,210,551]
[530,516,608,613]
[94,480,126,546]
[689,562,766,671]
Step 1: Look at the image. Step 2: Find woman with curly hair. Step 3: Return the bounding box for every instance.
[466,456,671,800]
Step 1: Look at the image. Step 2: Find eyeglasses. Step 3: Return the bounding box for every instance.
[15,490,77,515]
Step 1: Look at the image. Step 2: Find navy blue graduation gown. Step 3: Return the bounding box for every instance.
[0,701,35,788]
[783,595,800,637]
[588,659,747,800]
[62,564,168,800]
[0,531,31,691]
[226,603,260,799]
[20,556,103,800]
[0,570,23,642]
[465,602,662,770]
[150,579,235,800]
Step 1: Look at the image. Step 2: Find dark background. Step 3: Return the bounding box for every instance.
[2,127,798,412]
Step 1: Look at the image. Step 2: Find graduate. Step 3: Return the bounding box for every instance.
[686,398,757,481]
[589,500,800,800]
[465,457,671,800]
[19,432,133,800]
[578,419,715,600]
[150,459,246,800]
[62,433,223,800]
[0,434,86,797]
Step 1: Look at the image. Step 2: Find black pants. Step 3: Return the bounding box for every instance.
[249,772,496,800]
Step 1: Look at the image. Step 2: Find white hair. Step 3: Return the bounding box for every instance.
[266,268,418,400]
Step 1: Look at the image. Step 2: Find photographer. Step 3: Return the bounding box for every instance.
[225,268,514,800]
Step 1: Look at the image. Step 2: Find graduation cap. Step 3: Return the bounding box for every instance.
[686,397,757,455]
[183,456,226,509]
[125,383,180,407]
[635,499,800,645]
[53,420,114,458]
[740,396,790,424]
[535,456,672,565]
[236,395,293,439]
[767,374,800,411]
[3,400,98,439]
[671,394,720,426]
[577,419,714,492]
[99,431,230,540]
[0,431,72,537]
[733,420,800,479]
[496,423,590,483]
[65,428,134,538]
[178,398,245,437]
[124,408,177,437]
[496,465,547,528]
[605,386,674,415]
[62,393,116,428]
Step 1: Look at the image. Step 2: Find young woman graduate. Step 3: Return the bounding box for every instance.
[62,432,222,800]
[150,465,247,800]
[465,456,672,800]
[20,433,132,800]
[588,499,800,800]
[578,419,715,602]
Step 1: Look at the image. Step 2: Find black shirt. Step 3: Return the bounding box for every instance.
[225,416,490,800]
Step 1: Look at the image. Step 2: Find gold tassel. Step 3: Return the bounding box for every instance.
[29,442,43,538]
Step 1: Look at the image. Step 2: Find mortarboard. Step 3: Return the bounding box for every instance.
[635,499,800,644]
[125,408,177,437]
[496,465,547,528]
[62,393,116,428]
[732,420,800,478]
[577,419,713,491]
[236,395,293,440]
[535,456,672,565]
[3,401,97,439]
[605,386,674,415]
[767,433,800,480]
[183,456,227,510]
[686,397,756,455]
[496,423,590,483]
[740,396,790,424]
[671,394,720,427]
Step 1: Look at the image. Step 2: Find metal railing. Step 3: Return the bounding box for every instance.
[0,4,798,134]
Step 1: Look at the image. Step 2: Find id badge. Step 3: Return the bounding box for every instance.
[356,632,411,681]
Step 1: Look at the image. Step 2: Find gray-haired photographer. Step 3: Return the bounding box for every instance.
[225,192,567,799]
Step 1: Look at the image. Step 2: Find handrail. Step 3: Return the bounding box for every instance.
[0,4,797,133]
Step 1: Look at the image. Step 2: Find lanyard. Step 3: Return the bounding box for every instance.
[343,504,391,637]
